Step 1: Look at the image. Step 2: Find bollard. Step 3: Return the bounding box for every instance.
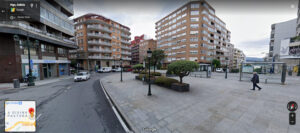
[13,79,20,88]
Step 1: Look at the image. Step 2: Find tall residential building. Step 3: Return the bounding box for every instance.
[71,13,131,70]
[233,48,245,69]
[131,35,145,65]
[155,0,232,67]
[297,1,300,36]
[138,39,157,64]
[0,0,76,83]
[268,19,297,61]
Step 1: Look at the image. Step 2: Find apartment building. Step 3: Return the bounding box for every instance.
[71,13,131,70]
[297,1,300,36]
[233,48,245,69]
[268,19,297,60]
[0,0,76,83]
[138,39,157,64]
[155,0,231,67]
[131,35,145,65]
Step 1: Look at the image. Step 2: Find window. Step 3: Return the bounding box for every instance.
[189,57,198,61]
[190,24,199,29]
[190,50,198,54]
[182,13,187,18]
[190,37,198,42]
[203,16,209,22]
[190,17,199,22]
[190,31,198,35]
[58,48,67,55]
[182,6,187,11]
[190,11,199,15]
[191,3,200,8]
[190,44,198,48]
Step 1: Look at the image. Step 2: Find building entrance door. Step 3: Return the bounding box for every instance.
[43,64,48,78]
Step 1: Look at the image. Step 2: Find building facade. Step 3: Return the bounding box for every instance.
[297,1,300,36]
[71,13,131,70]
[233,48,245,69]
[0,0,76,83]
[155,0,232,67]
[138,39,157,64]
[131,35,145,65]
[268,19,297,61]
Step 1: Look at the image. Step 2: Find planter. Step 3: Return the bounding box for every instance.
[171,83,189,92]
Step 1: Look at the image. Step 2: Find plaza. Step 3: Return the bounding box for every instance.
[102,72,300,133]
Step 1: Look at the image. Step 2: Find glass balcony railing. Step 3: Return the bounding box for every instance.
[87,25,112,33]
[87,41,112,46]
[0,21,74,44]
[87,33,112,40]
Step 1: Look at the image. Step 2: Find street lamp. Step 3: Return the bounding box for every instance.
[297,59,300,76]
[14,35,39,86]
[225,59,228,79]
[120,58,123,82]
[147,48,152,96]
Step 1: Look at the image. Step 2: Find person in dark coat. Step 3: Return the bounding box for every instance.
[251,72,262,91]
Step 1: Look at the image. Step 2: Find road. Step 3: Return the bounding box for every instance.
[0,73,125,133]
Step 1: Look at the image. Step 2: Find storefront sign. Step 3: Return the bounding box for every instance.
[22,59,70,64]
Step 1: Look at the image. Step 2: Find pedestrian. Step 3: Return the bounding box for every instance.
[251,72,262,91]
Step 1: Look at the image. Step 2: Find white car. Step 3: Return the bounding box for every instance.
[112,67,121,72]
[216,68,224,73]
[74,72,90,82]
[98,67,112,73]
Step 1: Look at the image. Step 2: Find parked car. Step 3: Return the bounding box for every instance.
[112,67,121,72]
[74,72,90,82]
[216,68,224,73]
[98,67,112,73]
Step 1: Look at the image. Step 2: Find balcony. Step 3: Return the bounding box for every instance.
[121,33,130,39]
[88,48,112,53]
[122,57,132,60]
[121,40,130,45]
[88,41,112,46]
[121,46,131,50]
[0,21,75,46]
[88,56,113,60]
[87,25,112,33]
[121,51,131,55]
[87,33,112,40]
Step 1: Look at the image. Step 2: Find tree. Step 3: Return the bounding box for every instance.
[167,60,199,84]
[151,50,166,73]
[133,64,144,72]
[212,59,221,71]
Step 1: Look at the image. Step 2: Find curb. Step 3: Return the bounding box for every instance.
[99,80,136,133]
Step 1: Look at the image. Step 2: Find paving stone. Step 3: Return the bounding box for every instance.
[102,72,300,133]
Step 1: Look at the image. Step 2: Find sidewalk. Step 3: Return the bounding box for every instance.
[102,72,300,133]
[0,75,74,90]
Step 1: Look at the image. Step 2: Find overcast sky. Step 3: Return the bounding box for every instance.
[73,0,298,58]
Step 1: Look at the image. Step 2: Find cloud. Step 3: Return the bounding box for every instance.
[238,38,270,57]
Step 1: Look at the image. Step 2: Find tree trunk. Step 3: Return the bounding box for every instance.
[179,76,183,84]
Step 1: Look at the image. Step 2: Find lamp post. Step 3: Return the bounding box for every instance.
[297,59,300,76]
[14,35,39,86]
[147,48,152,96]
[225,59,228,79]
[120,58,123,82]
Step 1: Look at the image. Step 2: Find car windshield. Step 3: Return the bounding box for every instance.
[77,72,87,76]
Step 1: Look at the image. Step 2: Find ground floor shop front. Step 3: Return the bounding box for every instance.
[77,59,131,71]
[21,59,70,81]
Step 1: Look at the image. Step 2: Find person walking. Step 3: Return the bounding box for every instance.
[251,72,262,91]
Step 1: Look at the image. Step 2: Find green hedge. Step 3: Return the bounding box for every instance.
[133,70,139,73]
[154,76,179,87]
[139,71,161,76]
[230,69,239,73]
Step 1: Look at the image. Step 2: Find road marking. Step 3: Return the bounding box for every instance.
[36,114,42,121]
[67,86,71,90]
[99,80,132,133]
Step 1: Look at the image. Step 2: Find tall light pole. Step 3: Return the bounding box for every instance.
[225,59,228,79]
[147,48,152,96]
[120,58,123,82]
[14,35,39,86]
